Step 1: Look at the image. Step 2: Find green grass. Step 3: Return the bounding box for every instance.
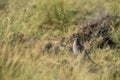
[0,0,120,80]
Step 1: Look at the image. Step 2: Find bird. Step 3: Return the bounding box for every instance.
[73,36,96,64]
[73,37,84,55]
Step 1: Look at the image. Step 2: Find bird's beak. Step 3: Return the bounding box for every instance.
[73,38,77,41]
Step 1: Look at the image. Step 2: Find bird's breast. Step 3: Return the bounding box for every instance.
[73,41,80,55]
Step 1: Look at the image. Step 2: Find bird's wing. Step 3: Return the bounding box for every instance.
[77,44,84,52]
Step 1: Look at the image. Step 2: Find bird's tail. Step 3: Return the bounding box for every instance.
[83,50,96,64]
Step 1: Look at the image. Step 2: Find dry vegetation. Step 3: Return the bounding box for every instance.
[0,0,120,80]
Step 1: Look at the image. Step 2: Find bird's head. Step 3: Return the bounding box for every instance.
[72,33,81,41]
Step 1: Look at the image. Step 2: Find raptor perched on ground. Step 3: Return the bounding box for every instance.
[73,37,84,55]
[73,35,95,64]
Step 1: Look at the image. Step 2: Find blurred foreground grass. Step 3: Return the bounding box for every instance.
[0,0,120,80]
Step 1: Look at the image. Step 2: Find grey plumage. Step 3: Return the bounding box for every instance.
[73,37,96,64]
[73,38,84,55]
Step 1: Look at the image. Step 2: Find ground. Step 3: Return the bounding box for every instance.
[0,0,120,80]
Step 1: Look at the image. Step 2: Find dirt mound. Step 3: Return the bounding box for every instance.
[72,14,120,49]
[43,14,120,53]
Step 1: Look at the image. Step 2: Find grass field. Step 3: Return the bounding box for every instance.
[0,0,120,80]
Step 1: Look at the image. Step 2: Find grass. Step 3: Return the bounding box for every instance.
[0,0,120,80]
